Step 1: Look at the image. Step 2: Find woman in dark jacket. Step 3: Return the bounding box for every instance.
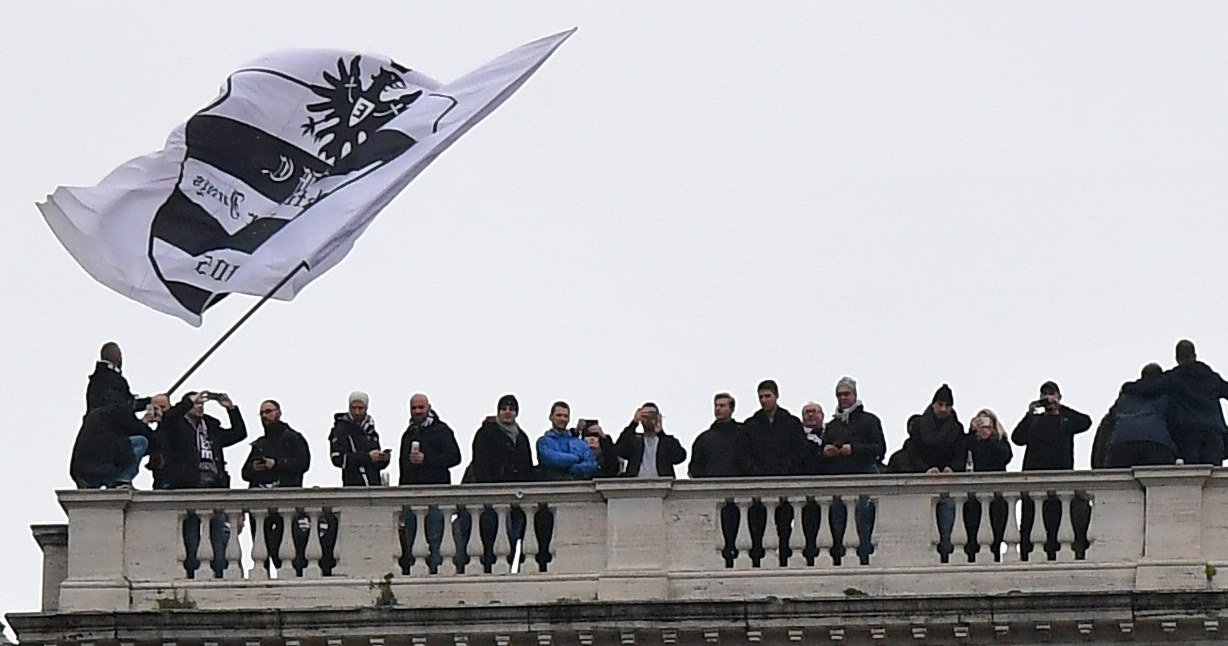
[964,408,1013,562]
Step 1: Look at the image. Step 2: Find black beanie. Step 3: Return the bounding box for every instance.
[497,394,519,412]
[1039,381,1060,396]
[932,383,954,406]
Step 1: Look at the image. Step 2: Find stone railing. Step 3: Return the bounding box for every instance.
[35,467,1228,613]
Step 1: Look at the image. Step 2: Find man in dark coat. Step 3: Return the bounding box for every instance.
[616,402,687,478]
[1121,339,1228,465]
[736,380,810,566]
[689,392,743,478]
[398,392,462,574]
[69,403,151,489]
[1095,364,1177,468]
[85,341,149,413]
[889,384,966,561]
[465,394,535,572]
[822,376,884,565]
[160,390,247,578]
[240,399,310,576]
[1011,380,1092,561]
[690,392,743,567]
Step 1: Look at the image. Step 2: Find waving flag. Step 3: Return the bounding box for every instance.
[39,30,573,325]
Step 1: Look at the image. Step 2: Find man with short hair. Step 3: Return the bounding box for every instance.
[615,402,687,478]
[240,400,310,576]
[1122,339,1228,465]
[537,401,598,480]
[690,392,744,567]
[738,380,809,476]
[160,390,247,578]
[1011,380,1093,560]
[86,341,149,413]
[398,393,462,574]
[689,393,742,478]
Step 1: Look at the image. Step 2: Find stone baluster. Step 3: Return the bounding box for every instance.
[249,509,269,581]
[930,496,942,556]
[735,499,753,570]
[304,507,324,578]
[439,505,457,576]
[949,495,966,564]
[492,503,513,575]
[199,509,216,575]
[224,507,244,579]
[465,506,483,576]
[520,503,540,574]
[788,499,807,568]
[393,506,406,576]
[1056,492,1076,561]
[1080,491,1094,553]
[762,498,781,569]
[815,497,833,567]
[1028,493,1047,561]
[713,500,728,564]
[976,495,996,565]
[279,510,297,577]
[327,509,341,575]
[177,510,190,577]
[842,498,861,563]
[411,506,430,575]
[1002,492,1022,562]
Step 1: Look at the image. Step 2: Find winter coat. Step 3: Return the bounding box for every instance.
[240,421,311,488]
[736,407,809,476]
[85,361,143,413]
[1096,376,1175,463]
[537,428,598,480]
[470,421,534,483]
[69,404,139,485]
[889,410,967,473]
[592,435,622,478]
[159,399,247,489]
[615,423,687,478]
[689,420,744,478]
[1011,405,1092,471]
[398,413,462,485]
[967,431,1012,471]
[818,406,887,475]
[329,413,387,486]
[1122,361,1228,433]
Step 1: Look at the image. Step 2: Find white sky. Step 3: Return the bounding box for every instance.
[5,1,1228,632]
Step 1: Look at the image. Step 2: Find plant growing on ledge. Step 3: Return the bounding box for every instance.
[155,589,196,610]
[371,572,397,607]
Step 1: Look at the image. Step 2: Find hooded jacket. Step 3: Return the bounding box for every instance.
[689,419,743,478]
[240,421,310,488]
[398,411,462,485]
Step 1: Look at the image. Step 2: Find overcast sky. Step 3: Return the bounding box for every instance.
[5,1,1228,632]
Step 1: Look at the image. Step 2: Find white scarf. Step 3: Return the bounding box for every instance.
[833,400,864,424]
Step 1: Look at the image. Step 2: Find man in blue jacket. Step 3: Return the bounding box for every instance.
[536,401,597,480]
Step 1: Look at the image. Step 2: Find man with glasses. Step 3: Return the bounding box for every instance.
[240,400,310,575]
[615,402,687,478]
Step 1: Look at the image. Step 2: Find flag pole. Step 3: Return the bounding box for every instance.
[165,261,308,397]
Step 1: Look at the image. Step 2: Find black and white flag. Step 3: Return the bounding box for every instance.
[40,30,573,325]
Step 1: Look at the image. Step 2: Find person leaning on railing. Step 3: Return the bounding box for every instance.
[964,408,1012,562]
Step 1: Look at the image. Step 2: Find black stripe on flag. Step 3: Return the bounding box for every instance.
[185,115,332,204]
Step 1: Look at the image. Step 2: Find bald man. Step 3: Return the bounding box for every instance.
[398,393,461,574]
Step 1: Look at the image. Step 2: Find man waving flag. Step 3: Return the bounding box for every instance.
[39,29,573,326]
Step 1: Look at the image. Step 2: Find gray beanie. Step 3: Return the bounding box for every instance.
[348,390,370,407]
[836,376,858,396]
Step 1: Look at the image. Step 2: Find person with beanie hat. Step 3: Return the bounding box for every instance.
[461,394,535,573]
[329,391,388,486]
[1011,380,1093,561]
[819,376,885,566]
[1120,339,1228,465]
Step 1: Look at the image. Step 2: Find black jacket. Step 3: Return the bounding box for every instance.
[890,410,967,473]
[737,407,809,476]
[85,362,142,413]
[330,413,386,486]
[593,435,622,478]
[818,406,887,475]
[689,420,743,478]
[615,423,687,478]
[967,431,1013,471]
[159,399,247,489]
[470,421,534,483]
[240,421,310,488]
[1122,361,1228,433]
[1011,405,1092,471]
[398,412,462,485]
[69,404,139,485]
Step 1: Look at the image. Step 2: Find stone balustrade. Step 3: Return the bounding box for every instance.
[34,467,1228,614]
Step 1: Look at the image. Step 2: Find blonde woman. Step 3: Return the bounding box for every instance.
[963,409,1012,562]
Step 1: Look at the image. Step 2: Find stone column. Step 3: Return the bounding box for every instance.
[31,524,68,612]
[57,489,131,611]
[595,479,673,601]
[1133,466,1212,590]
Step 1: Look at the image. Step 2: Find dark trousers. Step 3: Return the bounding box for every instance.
[1106,441,1177,468]
[1171,424,1224,465]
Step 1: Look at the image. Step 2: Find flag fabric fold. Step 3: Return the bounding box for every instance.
[39,29,574,325]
